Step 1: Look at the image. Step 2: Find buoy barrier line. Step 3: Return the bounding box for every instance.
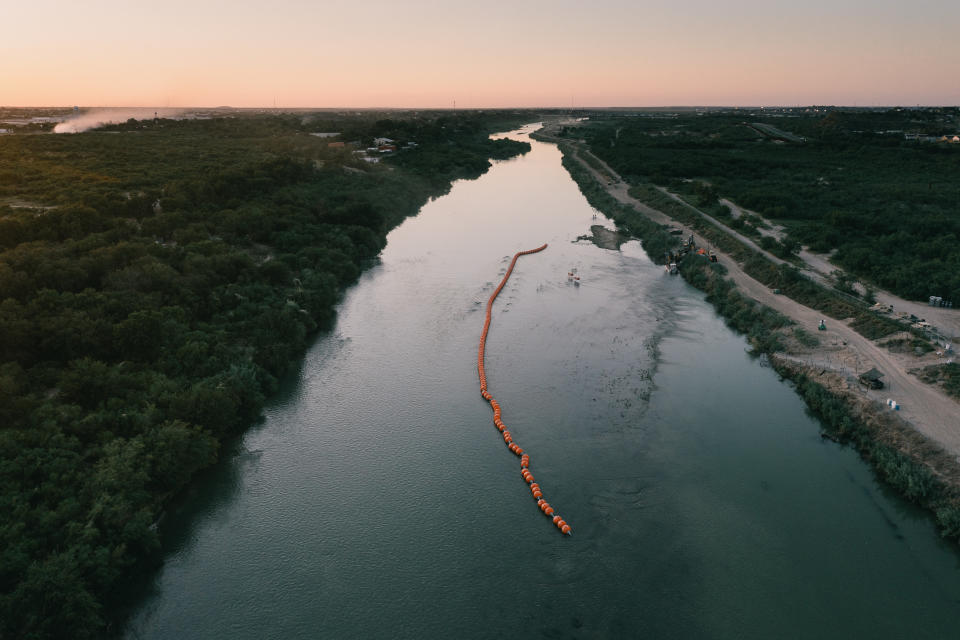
[476,244,571,536]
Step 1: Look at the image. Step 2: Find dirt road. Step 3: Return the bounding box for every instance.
[716,198,960,341]
[662,185,959,341]
[797,248,960,341]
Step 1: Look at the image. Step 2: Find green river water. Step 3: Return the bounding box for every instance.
[126,125,960,639]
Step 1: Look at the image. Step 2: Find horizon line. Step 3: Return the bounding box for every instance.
[3,104,959,111]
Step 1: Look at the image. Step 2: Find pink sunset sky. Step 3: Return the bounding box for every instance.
[2,0,958,108]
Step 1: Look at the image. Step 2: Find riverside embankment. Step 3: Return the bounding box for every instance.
[534,121,960,541]
[127,124,960,639]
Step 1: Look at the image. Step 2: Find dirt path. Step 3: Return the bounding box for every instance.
[719,198,788,240]
[537,126,960,459]
[716,197,960,341]
[796,247,960,341]
[726,266,960,455]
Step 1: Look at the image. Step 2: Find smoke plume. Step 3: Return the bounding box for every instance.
[54,108,186,133]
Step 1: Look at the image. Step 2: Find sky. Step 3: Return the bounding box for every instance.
[2,0,959,108]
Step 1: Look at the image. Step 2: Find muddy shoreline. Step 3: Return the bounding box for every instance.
[576,224,624,250]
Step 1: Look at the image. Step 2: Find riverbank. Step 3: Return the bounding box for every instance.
[0,112,533,640]
[534,123,960,542]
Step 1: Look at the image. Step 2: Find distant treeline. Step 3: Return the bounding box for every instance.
[0,111,529,638]
[572,109,960,303]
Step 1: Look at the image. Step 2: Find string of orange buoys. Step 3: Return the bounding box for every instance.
[477,244,571,536]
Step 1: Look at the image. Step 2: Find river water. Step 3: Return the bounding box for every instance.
[127,125,960,639]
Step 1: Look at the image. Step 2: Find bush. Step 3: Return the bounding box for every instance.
[784,369,960,542]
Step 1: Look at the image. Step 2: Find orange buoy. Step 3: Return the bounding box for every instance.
[477,244,571,535]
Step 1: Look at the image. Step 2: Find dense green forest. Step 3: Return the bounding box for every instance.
[0,110,530,638]
[570,108,960,302]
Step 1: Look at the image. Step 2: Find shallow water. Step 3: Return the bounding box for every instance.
[127,125,960,639]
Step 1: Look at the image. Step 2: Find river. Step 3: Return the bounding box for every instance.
[127,124,960,639]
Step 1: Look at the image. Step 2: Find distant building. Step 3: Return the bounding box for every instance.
[327,141,345,148]
[378,144,397,153]
[373,137,394,146]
